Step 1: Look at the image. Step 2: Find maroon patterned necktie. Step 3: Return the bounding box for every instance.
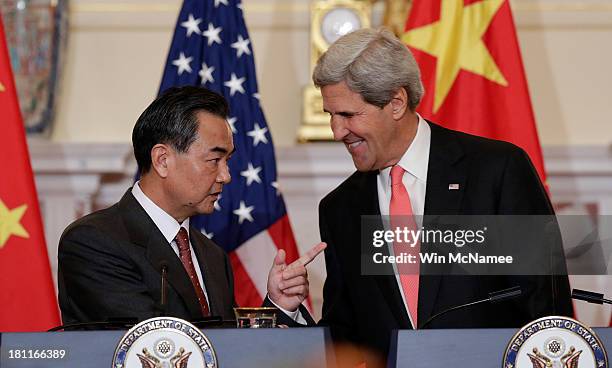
[175,227,210,317]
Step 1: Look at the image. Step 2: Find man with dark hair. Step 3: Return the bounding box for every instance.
[58,86,324,326]
[313,28,572,366]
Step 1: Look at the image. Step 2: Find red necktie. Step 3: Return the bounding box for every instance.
[175,227,210,317]
[389,165,420,328]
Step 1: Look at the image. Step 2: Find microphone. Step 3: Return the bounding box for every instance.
[160,262,169,315]
[419,286,521,329]
[572,288,612,305]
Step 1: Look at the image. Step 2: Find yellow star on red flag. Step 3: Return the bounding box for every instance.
[0,199,29,248]
[402,0,508,113]
[0,81,5,92]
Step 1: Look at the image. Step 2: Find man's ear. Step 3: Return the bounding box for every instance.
[150,144,171,178]
[390,88,409,120]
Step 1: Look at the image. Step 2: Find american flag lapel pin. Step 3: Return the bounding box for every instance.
[448,183,460,190]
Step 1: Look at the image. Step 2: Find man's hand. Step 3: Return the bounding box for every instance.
[267,242,327,312]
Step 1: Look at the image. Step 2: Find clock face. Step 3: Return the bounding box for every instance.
[320,7,362,45]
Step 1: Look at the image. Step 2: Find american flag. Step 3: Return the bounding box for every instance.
[158,0,300,307]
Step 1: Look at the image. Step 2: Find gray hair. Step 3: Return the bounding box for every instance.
[313,28,424,111]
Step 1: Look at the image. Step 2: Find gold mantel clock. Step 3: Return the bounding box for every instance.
[298,0,372,142]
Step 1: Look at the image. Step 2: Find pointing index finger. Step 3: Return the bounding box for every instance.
[289,242,327,268]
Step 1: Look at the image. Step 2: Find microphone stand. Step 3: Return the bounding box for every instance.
[572,289,612,305]
[419,286,522,329]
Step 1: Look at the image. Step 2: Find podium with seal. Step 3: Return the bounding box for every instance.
[389,316,610,368]
[2,316,611,367]
[0,325,331,368]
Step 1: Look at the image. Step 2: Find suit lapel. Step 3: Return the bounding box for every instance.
[118,190,203,319]
[423,122,466,216]
[419,122,467,327]
[357,172,413,329]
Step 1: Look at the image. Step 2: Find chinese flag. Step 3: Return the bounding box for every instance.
[0,17,60,331]
[402,0,546,183]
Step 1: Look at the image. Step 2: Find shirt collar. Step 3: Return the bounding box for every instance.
[132,181,190,243]
[379,114,431,186]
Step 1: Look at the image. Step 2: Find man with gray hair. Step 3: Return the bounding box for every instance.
[314,28,572,366]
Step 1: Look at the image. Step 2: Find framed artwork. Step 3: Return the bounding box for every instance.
[0,0,68,136]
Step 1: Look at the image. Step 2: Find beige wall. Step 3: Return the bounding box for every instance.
[515,0,612,145]
[53,0,612,147]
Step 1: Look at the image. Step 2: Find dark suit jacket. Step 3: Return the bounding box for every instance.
[58,190,311,327]
[318,122,573,366]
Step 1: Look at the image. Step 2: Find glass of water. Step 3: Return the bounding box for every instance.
[233,307,278,328]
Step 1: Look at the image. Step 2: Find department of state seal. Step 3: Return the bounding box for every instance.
[111,317,217,368]
[503,316,607,368]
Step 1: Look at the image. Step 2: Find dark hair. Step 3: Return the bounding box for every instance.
[132,86,229,174]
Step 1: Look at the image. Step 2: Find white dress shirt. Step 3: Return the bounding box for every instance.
[376,115,431,328]
[131,182,209,302]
